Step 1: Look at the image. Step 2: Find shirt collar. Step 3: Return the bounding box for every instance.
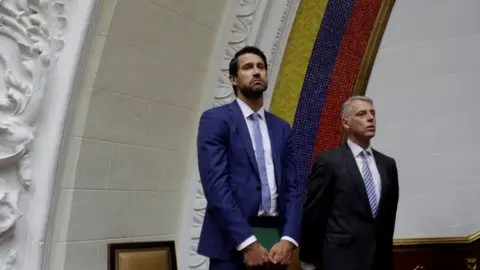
[347,139,373,157]
[236,98,265,119]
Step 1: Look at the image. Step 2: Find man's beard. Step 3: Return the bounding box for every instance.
[238,84,267,100]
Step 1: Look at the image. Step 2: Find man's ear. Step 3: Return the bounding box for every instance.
[230,76,238,86]
[341,117,349,130]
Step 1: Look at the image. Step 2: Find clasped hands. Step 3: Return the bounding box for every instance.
[243,240,294,268]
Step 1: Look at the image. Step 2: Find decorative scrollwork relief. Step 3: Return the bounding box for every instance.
[212,0,260,108]
[1,249,17,270]
[269,0,291,64]
[0,0,66,268]
[466,258,477,270]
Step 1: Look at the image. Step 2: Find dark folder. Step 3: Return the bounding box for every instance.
[252,227,280,250]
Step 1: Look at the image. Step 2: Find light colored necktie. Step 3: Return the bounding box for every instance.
[250,112,271,212]
[360,151,378,217]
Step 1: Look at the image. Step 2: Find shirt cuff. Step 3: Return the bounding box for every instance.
[280,236,298,247]
[236,235,257,251]
[301,262,316,270]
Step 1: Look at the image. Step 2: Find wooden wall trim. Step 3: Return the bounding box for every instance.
[393,233,479,270]
[394,230,480,246]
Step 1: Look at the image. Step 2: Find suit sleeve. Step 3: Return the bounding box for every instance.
[299,154,334,264]
[385,158,400,269]
[280,126,302,244]
[197,111,252,248]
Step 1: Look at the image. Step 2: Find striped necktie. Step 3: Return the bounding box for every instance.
[360,151,378,217]
[250,112,271,212]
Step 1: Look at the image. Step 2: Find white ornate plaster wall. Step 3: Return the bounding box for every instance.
[0,0,98,269]
[180,0,301,269]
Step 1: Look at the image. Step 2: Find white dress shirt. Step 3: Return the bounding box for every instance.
[347,139,381,199]
[301,139,381,270]
[235,98,298,250]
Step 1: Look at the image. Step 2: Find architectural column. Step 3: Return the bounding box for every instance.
[0,0,98,269]
[182,0,301,269]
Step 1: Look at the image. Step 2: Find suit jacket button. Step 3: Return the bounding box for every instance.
[256,186,261,191]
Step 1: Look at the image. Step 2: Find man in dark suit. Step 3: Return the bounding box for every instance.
[196,46,302,270]
[299,96,399,270]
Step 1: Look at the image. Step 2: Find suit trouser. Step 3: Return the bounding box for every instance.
[209,258,288,270]
[209,251,288,270]
[209,257,246,270]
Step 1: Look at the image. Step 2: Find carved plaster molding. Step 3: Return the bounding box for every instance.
[187,0,300,269]
[211,0,263,108]
[0,0,67,268]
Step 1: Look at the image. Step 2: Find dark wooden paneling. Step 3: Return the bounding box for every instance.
[288,239,479,270]
[393,239,479,270]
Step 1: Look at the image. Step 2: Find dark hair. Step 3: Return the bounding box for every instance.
[228,46,268,95]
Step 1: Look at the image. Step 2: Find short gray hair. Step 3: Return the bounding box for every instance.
[341,96,374,117]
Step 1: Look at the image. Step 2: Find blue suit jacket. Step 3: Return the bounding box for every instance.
[196,100,301,260]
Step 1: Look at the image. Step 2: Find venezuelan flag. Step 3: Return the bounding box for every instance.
[269,0,394,199]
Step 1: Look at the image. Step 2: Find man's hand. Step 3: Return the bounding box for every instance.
[243,242,269,267]
[268,240,294,265]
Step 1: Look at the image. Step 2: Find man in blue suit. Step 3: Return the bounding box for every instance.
[196,46,302,269]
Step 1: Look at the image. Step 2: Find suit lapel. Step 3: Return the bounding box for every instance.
[372,149,389,211]
[342,144,373,217]
[229,102,260,177]
[265,112,282,188]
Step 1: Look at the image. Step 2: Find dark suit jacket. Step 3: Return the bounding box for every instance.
[196,100,302,260]
[299,143,399,270]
